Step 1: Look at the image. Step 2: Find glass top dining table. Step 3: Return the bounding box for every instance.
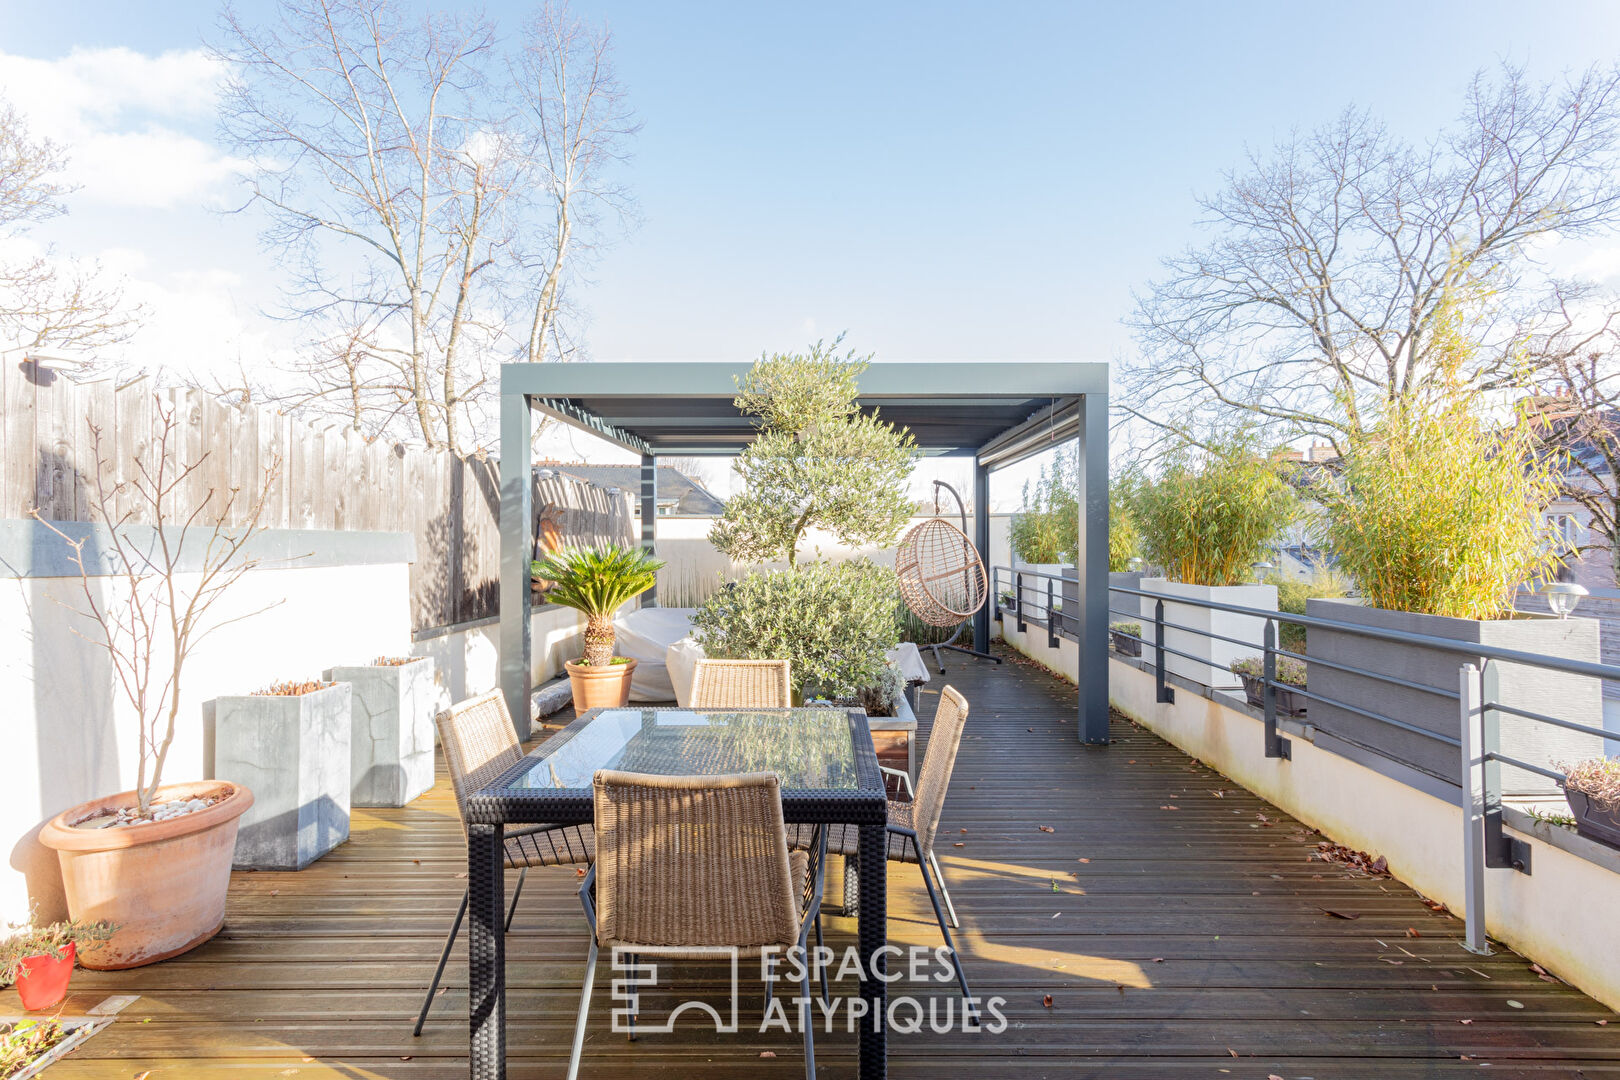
[463,706,893,1079]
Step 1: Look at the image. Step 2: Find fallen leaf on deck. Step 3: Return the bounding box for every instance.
[954,842,965,847]
[1406,927,1421,938]
[1321,908,1360,920]
[1077,857,1090,863]
[1460,1019,1472,1024]
[1160,805,1179,811]
[1507,1000,1524,1009]
[760,1051,777,1058]
[1042,995,1053,1008]
[1038,825,1055,833]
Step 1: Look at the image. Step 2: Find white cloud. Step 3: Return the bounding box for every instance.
[0,47,248,209]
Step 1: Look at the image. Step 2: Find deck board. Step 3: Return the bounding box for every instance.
[24,646,1620,1078]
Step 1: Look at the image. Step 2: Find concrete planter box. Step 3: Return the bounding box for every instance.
[215,682,353,870]
[1304,598,1604,796]
[1139,578,1277,689]
[860,692,918,786]
[329,657,436,808]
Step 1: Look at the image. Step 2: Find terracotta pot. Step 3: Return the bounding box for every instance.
[14,941,74,1010]
[37,781,253,970]
[565,657,638,712]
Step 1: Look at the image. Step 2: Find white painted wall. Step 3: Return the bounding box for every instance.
[2,559,411,927]
[410,605,587,715]
[1110,657,1620,1013]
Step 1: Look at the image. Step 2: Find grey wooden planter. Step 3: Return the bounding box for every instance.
[329,657,437,808]
[1305,598,1604,796]
[214,682,352,870]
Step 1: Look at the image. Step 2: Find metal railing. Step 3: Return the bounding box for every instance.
[991,564,1620,954]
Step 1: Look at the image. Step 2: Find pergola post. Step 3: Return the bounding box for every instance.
[1076,389,1110,744]
[972,457,991,656]
[498,382,534,741]
[639,453,658,606]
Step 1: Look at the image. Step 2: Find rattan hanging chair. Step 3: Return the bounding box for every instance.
[895,517,988,628]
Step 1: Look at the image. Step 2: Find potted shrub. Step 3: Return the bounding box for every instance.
[214,679,353,870]
[328,655,437,807]
[1559,758,1620,848]
[1,919,115,1011]
[1134,440,1295,688]
[34,403,271,969]
[1110,622,1142,657]
[1230,656,1307,717]
[534,545,665,712]
[1309,395,1602,793]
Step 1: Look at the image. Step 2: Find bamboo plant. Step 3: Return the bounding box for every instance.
[1134,441,1297,586]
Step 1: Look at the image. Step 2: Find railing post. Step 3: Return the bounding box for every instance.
[1154,598,1174,704]
[1262,618,1290,760]
[1015,572,1026,634]
[1046,577,1059,648]
[1459,662,1490,955]
[1480,662,1531,875]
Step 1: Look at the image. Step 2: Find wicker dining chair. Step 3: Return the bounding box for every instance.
[569,770,827,1080]
[689,658,792,708]
[412,689,595,1036]
[792,684,973,1003]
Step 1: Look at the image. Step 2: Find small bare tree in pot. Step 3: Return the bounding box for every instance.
[34,399,278,969]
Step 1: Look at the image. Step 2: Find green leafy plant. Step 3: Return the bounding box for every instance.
[1135,441,1297,586]
[1,918,117,983]
[1229,655,1307,688]
[1110,621,1141,637]
[692,560,901,703]
[1,1018,71,1079]
[709,339,919,567]
[1560,757,1620,812]
[1269,565,1351,652]
[1110,473,1143,572]
[532,545,665,666]
[1010,451,1079,565]
[1314,397,1560,620]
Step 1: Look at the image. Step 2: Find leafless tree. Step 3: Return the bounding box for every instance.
[1125,64,1620,453]
[214,0,636,452]
[33,399,281,816]
[1523,288,1620,579]
[0,98,140,357]
[510,1,639,365]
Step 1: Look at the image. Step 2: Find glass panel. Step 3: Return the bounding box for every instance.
[508,708,861,791]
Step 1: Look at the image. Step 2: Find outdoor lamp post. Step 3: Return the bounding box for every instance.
[1251,560,1277,582]
[1538,581,1589,619]
[1127,557,1143,572]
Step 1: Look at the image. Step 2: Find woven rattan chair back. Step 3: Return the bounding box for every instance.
[689,658,792,709]
[592,770,800,950]
[911,686,970,856]
[435,690,523,838]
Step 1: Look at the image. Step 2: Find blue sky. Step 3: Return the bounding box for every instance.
[5,1,1620,498]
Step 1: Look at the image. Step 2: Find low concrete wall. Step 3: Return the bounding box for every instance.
[1109,656,1620,1013]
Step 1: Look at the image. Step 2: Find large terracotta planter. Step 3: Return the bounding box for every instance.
[37,780,253,970]
[565,657,638,712]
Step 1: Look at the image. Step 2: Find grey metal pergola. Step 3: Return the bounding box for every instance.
[497,360,1113,743]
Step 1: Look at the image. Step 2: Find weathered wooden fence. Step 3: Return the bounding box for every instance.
[1,361,633,631]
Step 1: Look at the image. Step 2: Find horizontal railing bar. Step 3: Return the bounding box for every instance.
[1094,581,1620,682]
[1483,701,1614,741]
[1279,686,1463,748]
[1483,751,1566,784]
[1271,644,1460,701]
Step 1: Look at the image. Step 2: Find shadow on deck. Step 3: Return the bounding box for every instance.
[20,646,1620,1078]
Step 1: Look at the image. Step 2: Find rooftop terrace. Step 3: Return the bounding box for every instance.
[23,652,1620,1078]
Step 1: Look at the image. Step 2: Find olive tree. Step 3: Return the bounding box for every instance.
[709,339,918,567]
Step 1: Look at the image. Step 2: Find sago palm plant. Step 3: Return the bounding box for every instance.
[533,545,664,666]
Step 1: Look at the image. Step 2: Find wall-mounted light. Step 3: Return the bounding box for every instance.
[1538,580,1589,619]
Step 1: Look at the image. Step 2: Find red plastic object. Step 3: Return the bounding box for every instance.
[14,941,75,1010]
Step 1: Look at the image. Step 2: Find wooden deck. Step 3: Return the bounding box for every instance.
[24,648,1620,1078]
